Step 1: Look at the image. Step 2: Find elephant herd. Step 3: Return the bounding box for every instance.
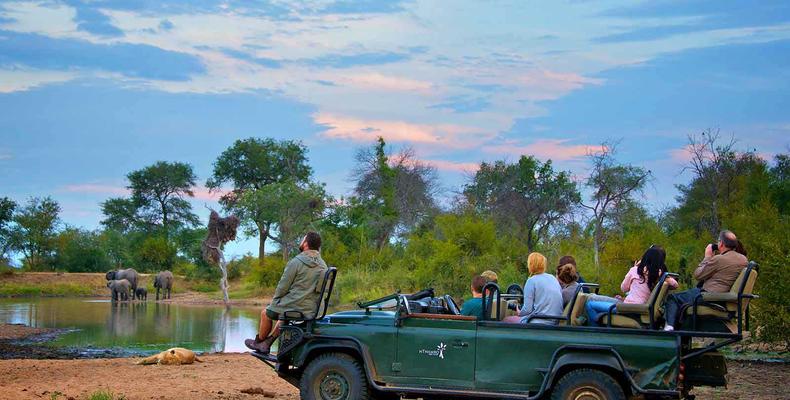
[106,269,174,302]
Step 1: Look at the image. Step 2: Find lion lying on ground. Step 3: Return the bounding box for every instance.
[136,348,203,365]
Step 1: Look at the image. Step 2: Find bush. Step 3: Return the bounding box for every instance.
[86,389,126,400]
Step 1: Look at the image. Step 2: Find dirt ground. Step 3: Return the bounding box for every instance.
[0,353,299,400]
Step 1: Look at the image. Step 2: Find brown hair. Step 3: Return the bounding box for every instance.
[471,275,486,293]
[557,263,578,285]
[305,231,322,250]
[558,255,576,268]
[528,252,547,275]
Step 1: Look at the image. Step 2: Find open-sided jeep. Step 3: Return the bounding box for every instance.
[253,263,759,400]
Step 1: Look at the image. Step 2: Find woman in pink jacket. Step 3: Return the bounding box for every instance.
[585,245,678,325]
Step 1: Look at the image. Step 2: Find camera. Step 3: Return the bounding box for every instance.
[711,243,719,252]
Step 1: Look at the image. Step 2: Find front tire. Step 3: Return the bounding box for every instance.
[550,369,625,400]
[300,353,370,400]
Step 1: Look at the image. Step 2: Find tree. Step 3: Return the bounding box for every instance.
[127,161,200,238]
[352,138,439,248]
[100,197,147,233]
[0,197,16,263]
[207,138,312,264]
[677,129,740,237]
[581,144,651,270]
[238,180,327,260]
[464,155,579,252]
[11,197,61,270]
[769,153,790,215]
[55,228,109,272]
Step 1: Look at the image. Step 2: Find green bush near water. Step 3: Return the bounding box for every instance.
[0,282,93,297]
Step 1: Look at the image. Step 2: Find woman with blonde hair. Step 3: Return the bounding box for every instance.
[516,252,564,325]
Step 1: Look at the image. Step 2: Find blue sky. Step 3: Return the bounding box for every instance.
[1,0,788,257]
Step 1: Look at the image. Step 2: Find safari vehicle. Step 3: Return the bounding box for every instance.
[252,263,759,400]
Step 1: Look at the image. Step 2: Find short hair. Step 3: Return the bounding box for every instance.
[481,270,498,283]
[471,275,486,293]
[558,255,576,268]
[557,263,578,285]
[305,231,322,250]
[718,230,738,249]
[528,252,547,275]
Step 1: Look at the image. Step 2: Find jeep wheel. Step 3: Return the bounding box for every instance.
[300,353,370,400]
[550,369,625,400]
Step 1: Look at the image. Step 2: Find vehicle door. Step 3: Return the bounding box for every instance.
[393,314,477,388]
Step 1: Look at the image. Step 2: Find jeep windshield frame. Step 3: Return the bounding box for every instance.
[357,292,401,311]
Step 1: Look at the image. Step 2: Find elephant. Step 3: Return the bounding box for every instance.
[106,268,139,300]
[135,287,148,301]
[154,271,174,301]
[107,279,131,302]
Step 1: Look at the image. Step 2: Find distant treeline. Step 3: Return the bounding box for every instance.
[0,130,787,344]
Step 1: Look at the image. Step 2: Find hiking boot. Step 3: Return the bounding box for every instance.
[245,335,276,353]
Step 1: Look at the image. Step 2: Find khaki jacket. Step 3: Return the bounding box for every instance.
[694,250,748,293]
[267,250,328,318]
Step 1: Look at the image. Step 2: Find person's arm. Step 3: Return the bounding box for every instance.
[694,256,719,282]
[666,275,679,289]
[272,260,298,300]
[518,279,535,317]
[621,267,636,293]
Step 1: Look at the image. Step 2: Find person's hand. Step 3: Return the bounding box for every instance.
[614,294,624,301]
[705,243,714,258]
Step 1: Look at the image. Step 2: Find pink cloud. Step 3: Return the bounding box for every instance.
[483,139,602,161]
[315,112,481,147]
[192,186,224,201]
[669,146,694,164]
[61,184,130,195]
[516,70,604,101]
[423,159,480,172]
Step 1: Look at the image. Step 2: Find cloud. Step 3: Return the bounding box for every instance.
[330,73,433,93]
[317,0,410,15]
[429,95,490,113]
[0,152,11,160]
[220,48,282,69]
[0,68,78,93]
[516,70,604,101]
[61,184,129,195]
[70,1,124,38]
[302,51,410,68]
[0,30,205,81]
[315,112,478,146]
[423,159,479,172]
[483,139,601,161]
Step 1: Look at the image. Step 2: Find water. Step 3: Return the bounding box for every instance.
[0,298,262,355]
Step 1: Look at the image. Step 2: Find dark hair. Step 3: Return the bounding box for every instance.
[735,240,747,257]
[305,231,322,251]
[558,255,576,268]
[718,230,738,249]
[638,245,668,291]
[557,263,578,285]
[471,275,486,293]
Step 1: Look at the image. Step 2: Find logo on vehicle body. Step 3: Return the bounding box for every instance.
[418,342,446,359]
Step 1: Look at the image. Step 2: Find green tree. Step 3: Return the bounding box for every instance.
[581,144,651,270]
[55,228,109,272]
[352,138,438,248]
[98,229,131,269]
[238,180,327,260]
[100,198,146,233]
[127,161,199,238]
[135,236,177,272]
[11,197,61,270]
[464,155,579,252]
[0,197,16,263]
[207,138,311,264]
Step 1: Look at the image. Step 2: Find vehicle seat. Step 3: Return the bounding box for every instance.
[599,273,677,329]
[486,299,510,320]
[559,283,598,326]
[684,262,758,333]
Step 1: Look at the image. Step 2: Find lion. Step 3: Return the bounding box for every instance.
[136,348,203,365]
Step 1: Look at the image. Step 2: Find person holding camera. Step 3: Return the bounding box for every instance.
[663,230,747,331]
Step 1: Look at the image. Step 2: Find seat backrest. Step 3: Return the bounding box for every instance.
[488,299,509,320]
[729,264,758,313]
[568,293,590,326]
[311,267,338,321]
[644,273,677,324]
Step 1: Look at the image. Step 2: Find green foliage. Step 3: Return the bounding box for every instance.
[0,282,93,297]
[85,389,126,400]
[465,155,579,251]
[54,229,110,272]
[134,236,176,272]
[207,137,312,262]
[12,197,61,271]
[245,256,287,287]
[0,196,16,262]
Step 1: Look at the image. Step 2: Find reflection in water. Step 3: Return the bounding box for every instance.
[0,298,260,354]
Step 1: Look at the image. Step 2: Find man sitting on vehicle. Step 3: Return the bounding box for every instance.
[245,231,328,353]
[663,230,747,331]
[460,275,487,318]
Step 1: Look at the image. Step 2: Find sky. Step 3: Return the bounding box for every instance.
[1,0,789,258]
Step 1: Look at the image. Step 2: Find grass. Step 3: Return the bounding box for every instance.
[0,282,94,297]
[85,389,126,400]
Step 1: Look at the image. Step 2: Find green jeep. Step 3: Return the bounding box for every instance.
[253,264,759,400]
